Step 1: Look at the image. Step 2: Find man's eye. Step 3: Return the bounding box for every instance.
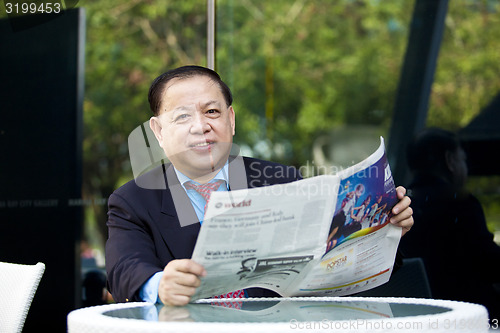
[206,109,220,116]
[174,114,190,122]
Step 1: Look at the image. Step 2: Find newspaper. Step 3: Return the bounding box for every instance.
[191,137,401,300]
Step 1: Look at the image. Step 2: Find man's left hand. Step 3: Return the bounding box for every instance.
[390,186,413,236]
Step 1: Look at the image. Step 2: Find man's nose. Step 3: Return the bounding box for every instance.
[190,113,211,134]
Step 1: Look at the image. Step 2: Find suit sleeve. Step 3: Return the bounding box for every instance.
[105,191,165,302]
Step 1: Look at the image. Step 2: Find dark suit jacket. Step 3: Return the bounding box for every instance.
[400,174,500,318]
[105,156,301,303]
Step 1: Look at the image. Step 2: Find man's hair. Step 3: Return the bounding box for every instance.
[148,65,233,116]
[406,127,461,175]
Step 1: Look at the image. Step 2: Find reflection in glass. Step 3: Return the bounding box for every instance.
[104,299,450,323]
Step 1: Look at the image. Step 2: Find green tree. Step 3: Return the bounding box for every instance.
[428,0,500,129]
[18,0,495,249]
[428,1,500,233]
[216,0,414,167]
[82,0,207,247]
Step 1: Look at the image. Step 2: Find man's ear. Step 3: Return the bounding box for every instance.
[229,106,236,136]
[149,116,163,148]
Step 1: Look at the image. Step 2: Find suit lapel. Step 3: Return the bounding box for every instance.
[228,155,248,191]
[155,157,256,259]
[158,163,200,259]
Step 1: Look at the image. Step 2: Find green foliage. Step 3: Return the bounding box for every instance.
[428,0,500,129]
[468,176,500,234]
[3,1,499,251]
[216,0,414,166]
[82,0,208,241]
[78,0,500,244]
[427,1,500,234]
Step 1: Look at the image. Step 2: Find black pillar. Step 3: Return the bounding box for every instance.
[387,0,448,186]
[0,8,85,332]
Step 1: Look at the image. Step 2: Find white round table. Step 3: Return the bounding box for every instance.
[68,296,491,333]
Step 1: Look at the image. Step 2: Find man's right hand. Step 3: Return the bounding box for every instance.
[158,259,207,306]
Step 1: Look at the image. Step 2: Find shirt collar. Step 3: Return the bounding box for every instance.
[174,161,229,189]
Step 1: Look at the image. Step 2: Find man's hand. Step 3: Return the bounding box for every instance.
[158,305,193,322]
[158,259,206,306]
[390,186,413,236]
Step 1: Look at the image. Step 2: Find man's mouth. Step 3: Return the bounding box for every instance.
[190,141,215,148]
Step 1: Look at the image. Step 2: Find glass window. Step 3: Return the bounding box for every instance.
[216,0,415,176]
[81,0,209,278]
[428,0,500,239]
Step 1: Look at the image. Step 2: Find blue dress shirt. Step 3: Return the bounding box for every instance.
[139,163,229,303]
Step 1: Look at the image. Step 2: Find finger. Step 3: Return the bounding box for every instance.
[159,280,198,297]
[392,195,411,215]
[158,278,198,306]
[390,213,414,235]
[390,206,413,224]
[400,216,414,236]
[163,283,198,298]
[396,186,407,199]
[170,259,207,277]
[160,293,192,306]
[392,215,413,229]
[163,267,202,289]
[175,272,202,288]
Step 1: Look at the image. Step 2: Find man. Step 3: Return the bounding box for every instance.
[106,65,413,306]
[401,128,500,319]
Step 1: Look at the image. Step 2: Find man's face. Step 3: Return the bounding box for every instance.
[150,75,235,182]
[449,147,468,189]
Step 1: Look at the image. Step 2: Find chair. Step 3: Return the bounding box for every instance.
[354,257,432,298]
[0,262,45,333]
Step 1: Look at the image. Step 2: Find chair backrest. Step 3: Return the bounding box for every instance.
[354,257,432,298]
[0,262,45,333]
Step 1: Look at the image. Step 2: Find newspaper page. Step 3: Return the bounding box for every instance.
[191,175,340,300]
[191,137,401,300]
[291,138,402,296]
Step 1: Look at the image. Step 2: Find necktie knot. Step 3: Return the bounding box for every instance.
[184,180,225,201]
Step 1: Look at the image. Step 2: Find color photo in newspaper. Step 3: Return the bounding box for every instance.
[292,137,401,297]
